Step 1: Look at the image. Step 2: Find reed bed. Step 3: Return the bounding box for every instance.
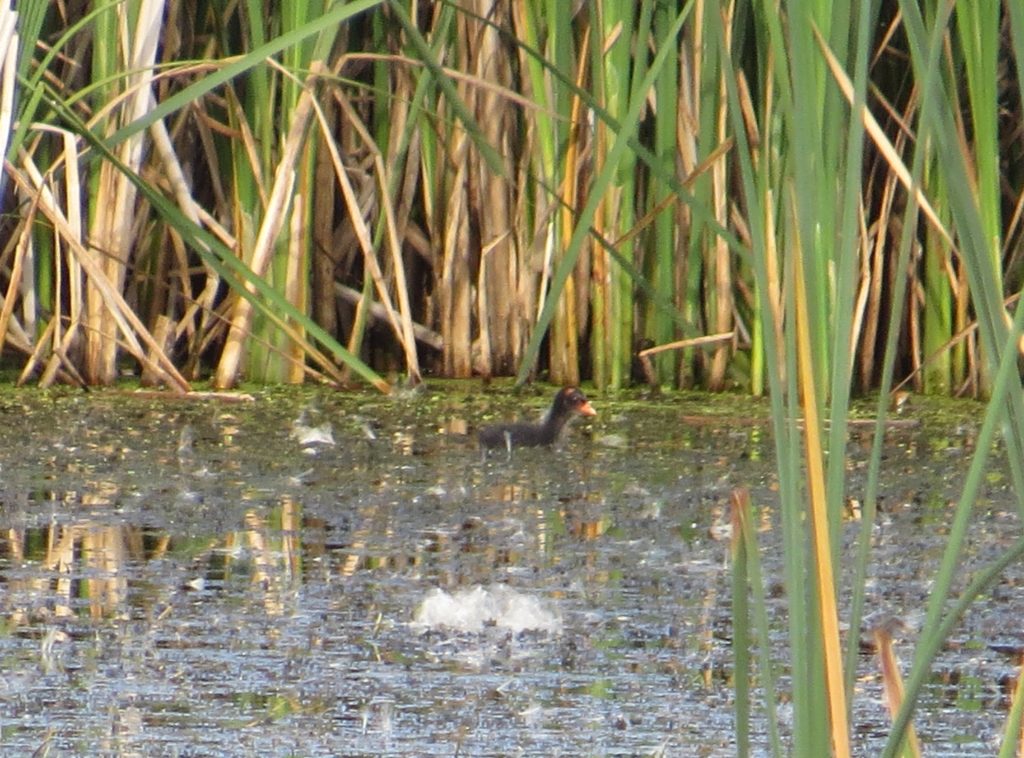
[1,0,1017,395]
[4,0,1024,753]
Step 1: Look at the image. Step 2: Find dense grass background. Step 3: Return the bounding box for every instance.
[1,1,1021,395]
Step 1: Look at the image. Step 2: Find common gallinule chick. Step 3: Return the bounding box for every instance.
[479,387,597,454]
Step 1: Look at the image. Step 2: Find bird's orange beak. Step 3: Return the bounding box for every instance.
[578,401,597,417]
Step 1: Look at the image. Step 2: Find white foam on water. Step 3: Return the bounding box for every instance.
[411,585,562,634]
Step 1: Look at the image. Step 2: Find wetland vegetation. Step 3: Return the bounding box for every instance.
[3,1,1024,755]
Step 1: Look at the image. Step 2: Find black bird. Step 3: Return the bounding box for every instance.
[479,387,597,454]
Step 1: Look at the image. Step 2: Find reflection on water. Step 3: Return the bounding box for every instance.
[0,388,1018,755]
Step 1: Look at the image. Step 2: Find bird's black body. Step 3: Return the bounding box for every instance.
[478,387,596,453]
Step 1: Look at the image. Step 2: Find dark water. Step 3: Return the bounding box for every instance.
[0,387,1019,756]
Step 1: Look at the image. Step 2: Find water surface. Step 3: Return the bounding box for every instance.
[0,387,1018,755]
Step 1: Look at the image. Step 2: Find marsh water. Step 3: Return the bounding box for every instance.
[0,386,1020,756]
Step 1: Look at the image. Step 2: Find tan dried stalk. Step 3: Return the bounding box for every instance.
[12,155,190,392]
[873,625,922,757]
[325,87,421,381]
[848,202,872,371]
[214,70,318,388]
[467,0,516,376]
[85,0,165,383]
[146,92,223,361]
[0,189,35,357]
[707,3,735,391]
[38,128,86,386]
[0,6,18,167]
[441,129,472,377]
[284,188,308,383]
[859,164,900,389]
